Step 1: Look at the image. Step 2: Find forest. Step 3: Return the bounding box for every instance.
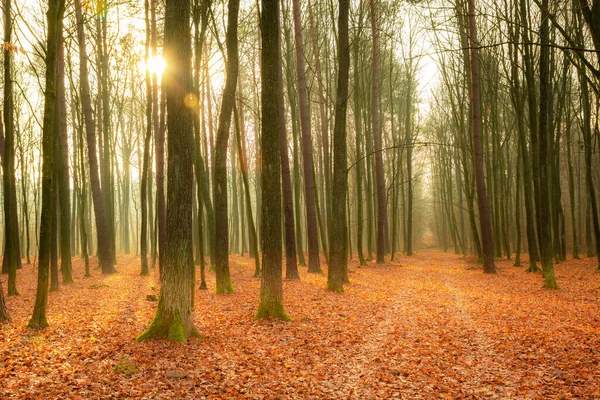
[1,0,600,397]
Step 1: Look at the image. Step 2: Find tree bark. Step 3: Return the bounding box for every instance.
[278,34,298,280]
[2,0,22,296]
[370,0,386,264]
[327,0,350,292]
[212,0,239,293]
[140,0,152,276]
[467,0,495,273]
[74,0,116,274]
[0,278,8,321]
[28,0,65,329]
[138,0,200,342]
[56,23,73,284]
[538,0,558,288]
[291,0,322,273]
[256,0,290,320]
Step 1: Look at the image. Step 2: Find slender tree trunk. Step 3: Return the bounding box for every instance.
[282,10,306,266]
[74,0,116,274]
[50,160,59,292]
[140,0,152,276]
[327,0,350,292]
[566,95,579,259]
[234,105,260,277]
[292,0,322,273]
[538,0,558,288]
[152,0,166,274]
[28,0,65,328]
[278,35,298,280]
[0,278,8,321]
[468,0,495,273]
[212,0,239,293]
[405,69,414,256]
[353,32,366,267]
[370,0,386,264]
[192,0,210,289]
[2,0,21,296]
[56,25,72,284]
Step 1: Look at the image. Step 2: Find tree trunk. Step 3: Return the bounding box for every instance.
[327,0,350,292]
[282,8,306,267]
[0,278,8,321]
[467,0,495,273]
[28,0,65,329]
[140,0,152,276]
[56,24,73,284]
[2,0,22,296]
[278,34,298,280]
[212,0,239,294]
[256,0,290,320]
[292,0,322,273]
[538,0,558,288]
[138,0,200,342]
[370,0,386,264]
[152,0,166,274]
[74,0,116,274]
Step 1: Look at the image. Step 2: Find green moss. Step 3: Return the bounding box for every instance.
[89,283,110,289]
[526,265,541,273]
[326,283,344,293]
[27,316,49,330]
[255,305,291,321]
[137,317,167,342]
[543,272,560,290]
[167,315,186,343]
[255,294,291,321]
[113,357,140,376]
[137,307,201,343]
[215,280,234,295]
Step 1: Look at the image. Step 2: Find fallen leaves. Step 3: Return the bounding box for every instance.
[1,251,599,398]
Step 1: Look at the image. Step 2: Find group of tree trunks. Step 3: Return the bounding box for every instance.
[4,0,600,334]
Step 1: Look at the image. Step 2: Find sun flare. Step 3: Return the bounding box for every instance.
[139,54,166,77]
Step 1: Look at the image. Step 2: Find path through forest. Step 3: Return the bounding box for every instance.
[2,250,600,398]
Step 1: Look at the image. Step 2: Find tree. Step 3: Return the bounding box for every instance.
[537,0,558,288]
[278,31,298,280]
[28,0,65,329]
[74,0,117,275]
[327,0,350,292]
[212,0,240,294]
[256,0,290,320]
[2,0,22,296]
[56,19,73,284]
[140,0,153,276]
[138,0,200,342]
[467,0,495,273]
[292,0,322,273]
[152,0,166,274]
[370,0,386,264]
[0,278,8,321]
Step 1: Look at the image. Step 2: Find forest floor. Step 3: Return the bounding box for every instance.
[1,250,600,399]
